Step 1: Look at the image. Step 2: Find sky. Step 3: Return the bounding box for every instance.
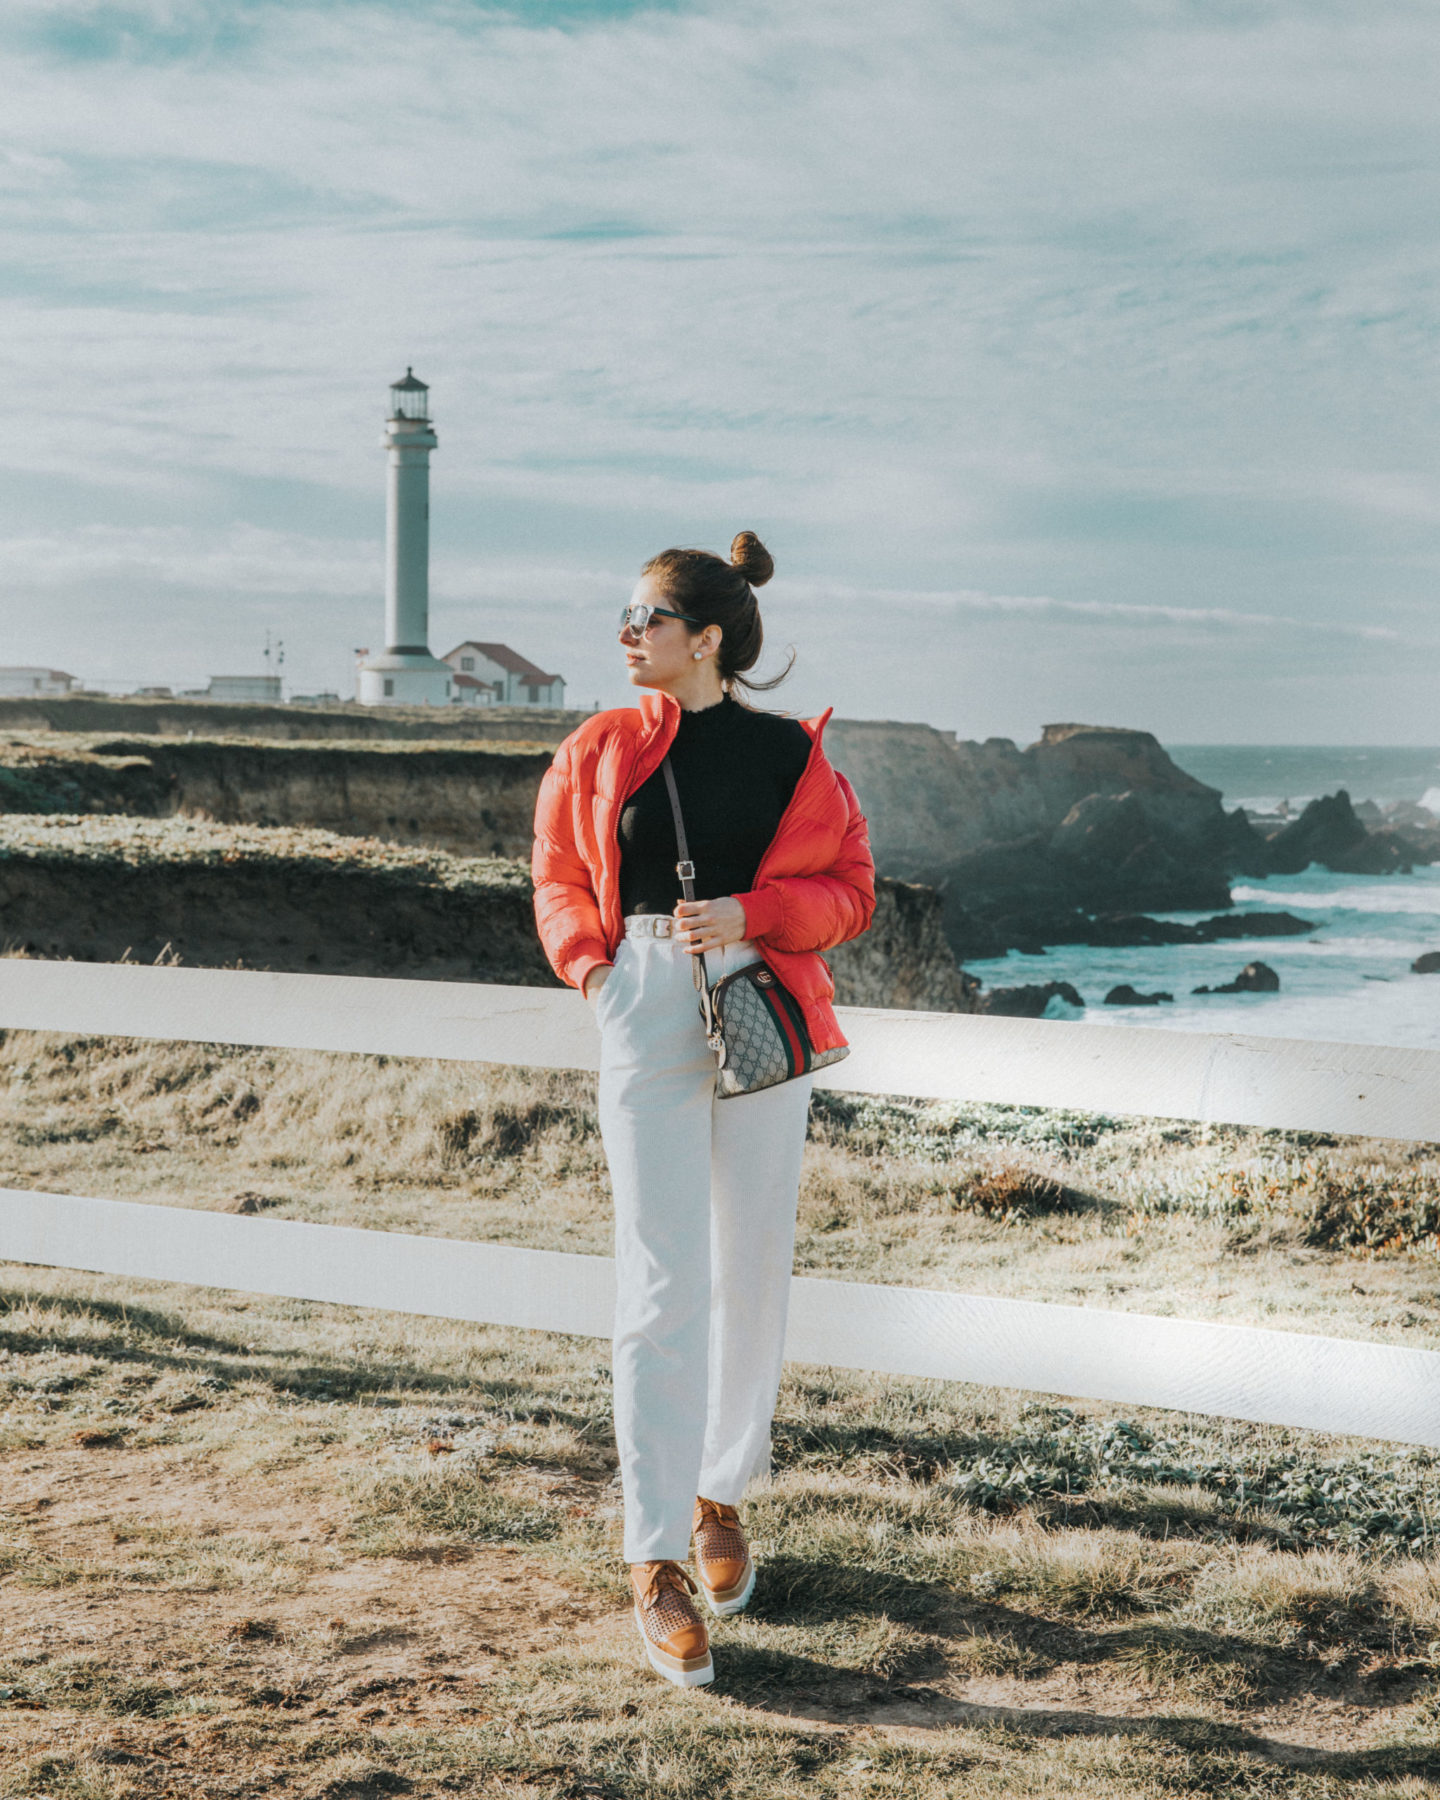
[0,0,1437,745]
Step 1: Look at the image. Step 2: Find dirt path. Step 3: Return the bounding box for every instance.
[3,1443,1428,1793]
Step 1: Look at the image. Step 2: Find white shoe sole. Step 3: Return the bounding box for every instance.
[634,1607,714,1687]
[700,1557,756,1619]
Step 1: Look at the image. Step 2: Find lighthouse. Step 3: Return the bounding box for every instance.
[356,369,454,707]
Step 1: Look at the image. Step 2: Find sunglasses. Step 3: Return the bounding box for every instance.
[619,601,690,635]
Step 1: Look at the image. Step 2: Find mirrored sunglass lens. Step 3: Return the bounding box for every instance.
[621,604,652,632]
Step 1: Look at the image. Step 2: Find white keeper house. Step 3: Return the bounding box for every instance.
[443,642,565,708]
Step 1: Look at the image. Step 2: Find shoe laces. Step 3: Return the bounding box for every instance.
[693,1496,747,1565]
[633,1548,702,1620]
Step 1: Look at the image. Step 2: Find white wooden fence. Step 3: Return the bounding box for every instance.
[1,960,1437,1447]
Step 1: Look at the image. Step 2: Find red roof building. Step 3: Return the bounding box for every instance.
[442,642,566,708]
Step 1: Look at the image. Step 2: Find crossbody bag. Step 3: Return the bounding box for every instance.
[661,756,849,1099]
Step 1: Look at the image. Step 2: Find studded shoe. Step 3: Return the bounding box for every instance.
[692,1496,756,1618]
[630,1560,714,1687]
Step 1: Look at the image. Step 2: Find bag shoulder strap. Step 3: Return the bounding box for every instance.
[660,756,708,997]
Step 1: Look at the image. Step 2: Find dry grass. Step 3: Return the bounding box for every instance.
[3,1029,1438,1342]
[2,1031,1440,1796]
[0,813,532,893]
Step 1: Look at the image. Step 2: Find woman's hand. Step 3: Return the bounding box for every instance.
[674,896,747,956]
[583,964,613,1003]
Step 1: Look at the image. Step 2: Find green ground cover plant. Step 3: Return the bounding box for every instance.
[945,1410,1439,1552]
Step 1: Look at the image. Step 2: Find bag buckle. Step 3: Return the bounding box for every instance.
[675,859,695,881]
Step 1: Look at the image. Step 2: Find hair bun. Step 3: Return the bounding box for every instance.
[729,531,774,589]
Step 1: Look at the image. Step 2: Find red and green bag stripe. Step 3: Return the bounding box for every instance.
[753,969,813,1078]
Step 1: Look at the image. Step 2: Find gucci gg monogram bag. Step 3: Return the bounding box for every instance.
[661,758,849,1099]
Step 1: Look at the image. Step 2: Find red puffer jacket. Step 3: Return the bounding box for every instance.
[532,690,876,1053]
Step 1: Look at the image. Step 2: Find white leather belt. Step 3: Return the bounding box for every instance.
[624,913,678,938]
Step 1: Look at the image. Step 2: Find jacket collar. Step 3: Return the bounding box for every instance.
[802,705,834,750]
[636,688,832,746]
[636,687,678,745]
[623,690,832,812]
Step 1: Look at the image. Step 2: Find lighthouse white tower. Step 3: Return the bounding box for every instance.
[356,369,454,707]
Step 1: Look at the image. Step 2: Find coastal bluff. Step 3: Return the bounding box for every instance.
[3,704,1231,910]
[3,697,1429,977]
[826,718,1244,953]
[826,718,1223,867]
[826,719,1438,958]
[0,816,967,1013]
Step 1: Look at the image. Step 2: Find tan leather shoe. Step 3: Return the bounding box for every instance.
[692,1496,756,1618]
[630,1560,714,1687]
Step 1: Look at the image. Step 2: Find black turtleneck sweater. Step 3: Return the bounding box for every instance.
[618,695,812,916]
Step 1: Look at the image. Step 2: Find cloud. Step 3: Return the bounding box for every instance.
[785,580,1412,644]
[0,523,375,594]
[0,0,1436,737]
[4,520,1411,645]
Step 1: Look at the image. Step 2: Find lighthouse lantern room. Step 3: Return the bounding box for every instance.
[356,368,454,708]
[389,367,431,421]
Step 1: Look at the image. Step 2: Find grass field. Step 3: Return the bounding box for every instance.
[2,1028,1439,1797]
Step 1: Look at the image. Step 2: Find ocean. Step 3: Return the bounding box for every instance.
[962,746,1440,1049]
[1169,745,1440,815]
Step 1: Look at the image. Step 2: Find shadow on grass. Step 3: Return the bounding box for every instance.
[0,1286,263,1359]
[771,1409,1436,1555]
[0,1284,609,1424]
[720,1627,1440,1779]
[772,1411,1006,1483]
[750,1556,1435,1715]
[755,1556,956,1628]
[1034,1490,1297,1548]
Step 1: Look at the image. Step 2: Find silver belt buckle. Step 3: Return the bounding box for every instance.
[627,914,675,939]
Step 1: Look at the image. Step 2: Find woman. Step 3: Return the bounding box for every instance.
[531,532,875,1687]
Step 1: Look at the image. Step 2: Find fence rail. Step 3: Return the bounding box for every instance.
[2,958,1437,1140]
[2,960,1438,1448]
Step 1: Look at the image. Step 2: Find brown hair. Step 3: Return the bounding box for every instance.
[641,531,793,693]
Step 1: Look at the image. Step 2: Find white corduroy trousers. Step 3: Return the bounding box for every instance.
[595,927,814,1563]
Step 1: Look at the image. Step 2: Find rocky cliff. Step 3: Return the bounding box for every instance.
[2,718,1243,933]
[827,718,1242,953]
[0,819,550,985]
[7,708,1430,971]
[0,816,973,1012]
[0,738,552,859]
[825,719,1226,866]
[1252,791,1440,877]
[827,878,978,1012]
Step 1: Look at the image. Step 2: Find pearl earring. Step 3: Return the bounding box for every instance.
[693,650,703,660]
